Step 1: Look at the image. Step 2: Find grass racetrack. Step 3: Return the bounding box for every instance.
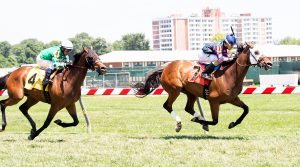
[0,94,299,166]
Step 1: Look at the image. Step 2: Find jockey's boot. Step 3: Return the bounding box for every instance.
[201,63,215,80]
[42,68,52,85]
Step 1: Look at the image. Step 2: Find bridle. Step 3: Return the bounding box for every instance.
[67,51,99,70]
[62,51,104,80]
[236,43,261,67]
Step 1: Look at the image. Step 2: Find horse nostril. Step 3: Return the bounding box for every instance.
[267,63,272,68]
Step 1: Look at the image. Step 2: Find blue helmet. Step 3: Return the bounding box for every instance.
[225,34,237,45]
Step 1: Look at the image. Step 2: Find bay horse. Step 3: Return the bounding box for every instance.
[135,42,272,132]
[0,48,107,140]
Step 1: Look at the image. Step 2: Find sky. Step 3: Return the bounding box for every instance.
[0,0,299,45]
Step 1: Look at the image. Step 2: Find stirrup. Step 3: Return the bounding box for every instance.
[42,79,52,86]
[201,73,212,80]
[42,80,48,86]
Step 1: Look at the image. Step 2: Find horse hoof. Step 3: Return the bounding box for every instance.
[191,117,204,125]
[0,127,5,132]
[202,125,209,132]
[191,117,197,122]
[228,122,235,129]
[28,134,35,140]
[54,119,62,125]
[175,122,182,132]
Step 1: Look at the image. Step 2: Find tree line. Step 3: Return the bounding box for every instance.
[1,32,299,68]
[0,32,150,68]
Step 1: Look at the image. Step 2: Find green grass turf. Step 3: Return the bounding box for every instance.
[0,94,299,166]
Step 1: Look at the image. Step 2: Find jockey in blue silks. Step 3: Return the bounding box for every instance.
[199,34,237,80]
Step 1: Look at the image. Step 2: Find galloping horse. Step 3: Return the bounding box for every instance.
[0,48,107,140]
[135,42,272,132]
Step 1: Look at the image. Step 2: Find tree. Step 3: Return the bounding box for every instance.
[7,55,19,67]
[11,44,26,64]
[92,37,110,55]
[20,39,44,64]
[121,33,150,50]
[279,37,300,45]
[11,39,44,64]
[0,54,9,67]
[111,40,123,51]
[0,41,11,58]
[211,33,225,42]
[70,32,94,53]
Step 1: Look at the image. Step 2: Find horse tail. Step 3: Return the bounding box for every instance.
[133,68,164,98]
[0,74,10,90]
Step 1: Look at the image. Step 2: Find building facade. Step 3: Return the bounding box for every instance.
[152,8,273,51]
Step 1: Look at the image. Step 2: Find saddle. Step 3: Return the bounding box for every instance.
[187,62,214,99]
[24,67,60,103]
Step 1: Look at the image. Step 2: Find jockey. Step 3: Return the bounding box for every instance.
[36,40,73,85]
[200,34,237,80]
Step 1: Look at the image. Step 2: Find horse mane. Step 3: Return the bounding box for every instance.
[72,50,85,64]
[236,43,244,53]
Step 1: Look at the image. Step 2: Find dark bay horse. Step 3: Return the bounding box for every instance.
[135,43,272,132]
[0,48,107,140]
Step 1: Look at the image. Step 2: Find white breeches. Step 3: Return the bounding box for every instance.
[36,55,53,69]
[198,51,218,64]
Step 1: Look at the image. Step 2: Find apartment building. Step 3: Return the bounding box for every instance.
[152,8,273,51]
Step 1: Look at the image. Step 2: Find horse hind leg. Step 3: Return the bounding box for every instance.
[163,91,182,132]
[28,106,59,140]
[19,98,39,133]
[0,101,7,132]
[0,96,23,132]
[54,103,79,128]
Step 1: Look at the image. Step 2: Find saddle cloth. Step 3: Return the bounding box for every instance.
[188,62,211,86]
[24,67,51,91]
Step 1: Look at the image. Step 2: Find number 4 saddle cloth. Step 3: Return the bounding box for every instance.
[24,67,55,92]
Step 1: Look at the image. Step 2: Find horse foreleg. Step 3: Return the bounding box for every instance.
[28,106,58,140]
[54,103,79,128]
[194,100,220,126]
[19,98,39,133]
[184,93,209,132]
[228,97,249,129]
[0,97,23,132]
[163,91,182,132]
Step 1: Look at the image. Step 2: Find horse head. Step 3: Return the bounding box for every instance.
[73,48,107,75]
[257,56,273,70]
[236,42,272,70]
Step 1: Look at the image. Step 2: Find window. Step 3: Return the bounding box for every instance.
[123,62,129,67]
[133,62,143,66]
[279,57,287,61]
[147,62,156,66]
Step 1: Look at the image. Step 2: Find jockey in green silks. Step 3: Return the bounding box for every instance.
[36,40,73,85]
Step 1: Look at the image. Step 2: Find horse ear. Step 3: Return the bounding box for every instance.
[82,46,89,53]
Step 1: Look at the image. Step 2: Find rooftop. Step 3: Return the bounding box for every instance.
[100,45,300,63]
